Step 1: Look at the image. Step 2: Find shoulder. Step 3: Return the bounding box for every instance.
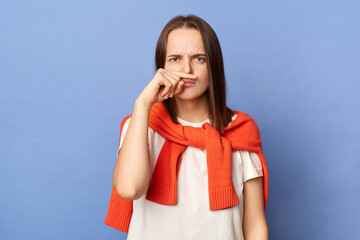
[232,109,255,121]
[120,114,133,133]
[119,114,155,137]
[232,110,261,139]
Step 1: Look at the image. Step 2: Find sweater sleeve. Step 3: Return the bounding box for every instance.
[105,115,155,233]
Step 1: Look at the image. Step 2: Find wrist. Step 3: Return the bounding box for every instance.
[135,97,153,110]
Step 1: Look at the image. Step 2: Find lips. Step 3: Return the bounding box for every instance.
[181,79,196,84]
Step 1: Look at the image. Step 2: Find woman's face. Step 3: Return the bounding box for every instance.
[164,28,209,101]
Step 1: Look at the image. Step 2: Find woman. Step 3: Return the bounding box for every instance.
[105,15,269,240]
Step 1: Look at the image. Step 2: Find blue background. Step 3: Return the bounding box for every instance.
[1,0,359,239]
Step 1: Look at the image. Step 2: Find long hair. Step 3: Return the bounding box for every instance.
[155,15,234,135]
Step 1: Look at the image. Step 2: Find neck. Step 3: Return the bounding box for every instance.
[174,94,210,123]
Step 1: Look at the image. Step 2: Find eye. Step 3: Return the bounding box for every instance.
[195,57,205,62]
[170,57,178,62]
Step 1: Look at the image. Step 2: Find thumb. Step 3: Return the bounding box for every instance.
[173,80,185,95]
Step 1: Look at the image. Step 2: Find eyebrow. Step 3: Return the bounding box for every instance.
[167,53,206,58]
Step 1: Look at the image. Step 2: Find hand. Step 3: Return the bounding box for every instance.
[137,68,198,105]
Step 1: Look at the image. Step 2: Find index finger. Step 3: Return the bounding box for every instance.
[167,70,198,79]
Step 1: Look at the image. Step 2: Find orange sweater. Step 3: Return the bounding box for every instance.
[105,102,269,233]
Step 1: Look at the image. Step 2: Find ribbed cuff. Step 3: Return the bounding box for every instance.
[104,205,133,233]
[145,181,177,205]
[208,185,240,210]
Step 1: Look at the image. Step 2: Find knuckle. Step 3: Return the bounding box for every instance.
[169,79,175,85]
[158,72,166,80]
[168,78,175,84]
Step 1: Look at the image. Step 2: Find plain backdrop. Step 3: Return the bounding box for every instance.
[1,0,359,239]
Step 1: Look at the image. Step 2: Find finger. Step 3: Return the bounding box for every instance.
[160,76,174,98]
[163,71,182,98]
[161,71,178,98]
[163,70,181,81]
[173,80,185,96]
[167,70,198,79]
[162,71,192,99]
[161,70,178,85]
[161,73,176,99]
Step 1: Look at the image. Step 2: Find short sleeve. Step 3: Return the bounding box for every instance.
[116,117,154,157]
[241,150,264,183]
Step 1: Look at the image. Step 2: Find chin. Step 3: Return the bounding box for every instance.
[174,91,207,101]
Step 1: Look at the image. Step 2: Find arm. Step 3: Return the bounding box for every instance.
[242,176,269,240]
[112,69,197,201]
[112,98,153,200]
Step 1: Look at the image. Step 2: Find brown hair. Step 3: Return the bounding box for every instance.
[155,14,234,135]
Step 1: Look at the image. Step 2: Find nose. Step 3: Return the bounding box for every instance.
[182,57,192,74]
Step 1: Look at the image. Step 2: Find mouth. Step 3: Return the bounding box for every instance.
[181,79,196,87]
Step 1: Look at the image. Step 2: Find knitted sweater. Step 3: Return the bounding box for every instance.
[105,102,269,233]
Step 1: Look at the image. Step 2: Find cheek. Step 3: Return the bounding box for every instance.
[197,67,209,81]
[164,63,179,71]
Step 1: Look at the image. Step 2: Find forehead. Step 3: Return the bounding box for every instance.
[166,28,205,54]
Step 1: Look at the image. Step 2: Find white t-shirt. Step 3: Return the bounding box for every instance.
[117,113,263,240]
